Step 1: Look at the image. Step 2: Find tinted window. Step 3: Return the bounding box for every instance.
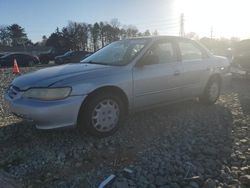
[179,41,203,61]
[24,54,32,61]
[14,54,23,63]
[150,42,177,64]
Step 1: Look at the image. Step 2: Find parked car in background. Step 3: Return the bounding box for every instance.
[0,52,8,58]
[0,53,39,67]
[231,40,250,78]
[55,51,92,65]
[231,51,250,78]
[5,36,231,137]
[39,48,67,64]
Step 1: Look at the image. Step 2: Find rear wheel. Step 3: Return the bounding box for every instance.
[78,92,124,137]
[199,77,221,104]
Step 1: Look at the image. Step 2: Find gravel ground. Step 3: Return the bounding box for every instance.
[0,67,249,188]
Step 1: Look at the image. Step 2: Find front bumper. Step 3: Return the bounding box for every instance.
[4,93,87,129]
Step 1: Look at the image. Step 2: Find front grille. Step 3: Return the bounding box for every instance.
[7,85,20,99]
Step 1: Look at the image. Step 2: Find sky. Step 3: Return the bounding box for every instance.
[0,0,250,42]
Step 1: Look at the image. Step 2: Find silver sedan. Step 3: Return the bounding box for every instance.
[5,36,231,137]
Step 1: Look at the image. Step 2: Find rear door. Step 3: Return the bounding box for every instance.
[177,40,211,98]
[133,39,183,109]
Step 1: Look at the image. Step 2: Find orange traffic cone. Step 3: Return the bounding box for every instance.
[13,59,20,75]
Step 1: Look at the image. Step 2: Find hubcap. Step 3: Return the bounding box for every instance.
[209,82,219,101]
[91,99,120,132]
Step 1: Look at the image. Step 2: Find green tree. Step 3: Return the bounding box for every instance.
[0,25,10,46]
[46,27,66,50]
[7,24,28,46]
[143,30,151,36]
[123,25,138,38]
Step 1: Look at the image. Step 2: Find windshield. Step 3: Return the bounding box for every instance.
[1,54,11,58]
[64,51,74,56]
[81,38,150,66]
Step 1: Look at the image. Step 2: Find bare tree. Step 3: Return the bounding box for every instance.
[91,22,101,51]
[99,22,105,47]
[46,19,155,51]
[123,25,139,38]
[65,21,88,50]
[110,18,120,29]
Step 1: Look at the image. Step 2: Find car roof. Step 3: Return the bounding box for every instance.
[1,53,33,59]
[125,35,193,42]
[6,52,32,56]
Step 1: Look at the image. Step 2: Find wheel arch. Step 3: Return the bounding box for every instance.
[208,73,222,85]
[77,85,129,124]
[201,73,222,96]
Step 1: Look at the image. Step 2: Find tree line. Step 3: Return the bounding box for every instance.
[0,24,32,47]
[0,19,156,52]
[44,19,156,52]
[0,19,242,56]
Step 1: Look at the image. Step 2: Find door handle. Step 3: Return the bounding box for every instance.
[174,71,180,76]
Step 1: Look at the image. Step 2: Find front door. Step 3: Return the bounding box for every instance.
[133,40,182,109]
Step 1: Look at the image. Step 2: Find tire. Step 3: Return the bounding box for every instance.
[78,92,125,137]
[199,77,221,104]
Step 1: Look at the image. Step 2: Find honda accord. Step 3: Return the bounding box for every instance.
[5,36,231,137]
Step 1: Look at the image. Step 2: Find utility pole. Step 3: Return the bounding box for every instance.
[210,26,213,39]
[179,13,184,37]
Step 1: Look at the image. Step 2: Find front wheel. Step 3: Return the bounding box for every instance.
[199,78,221,104]
[78,93,124,137]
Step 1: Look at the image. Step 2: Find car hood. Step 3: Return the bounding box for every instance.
[12,63,114,90]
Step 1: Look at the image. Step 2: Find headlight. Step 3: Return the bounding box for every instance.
[23,87,71,100]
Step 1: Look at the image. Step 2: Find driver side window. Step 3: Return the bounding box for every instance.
[146,42,177,65]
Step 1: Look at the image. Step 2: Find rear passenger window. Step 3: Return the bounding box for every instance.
[179,42,203,61]
[152,42,177,64]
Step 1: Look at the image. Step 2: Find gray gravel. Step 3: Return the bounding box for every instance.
[0,67,249,188]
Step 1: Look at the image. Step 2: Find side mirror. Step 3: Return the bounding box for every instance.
[137,54,159,67]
